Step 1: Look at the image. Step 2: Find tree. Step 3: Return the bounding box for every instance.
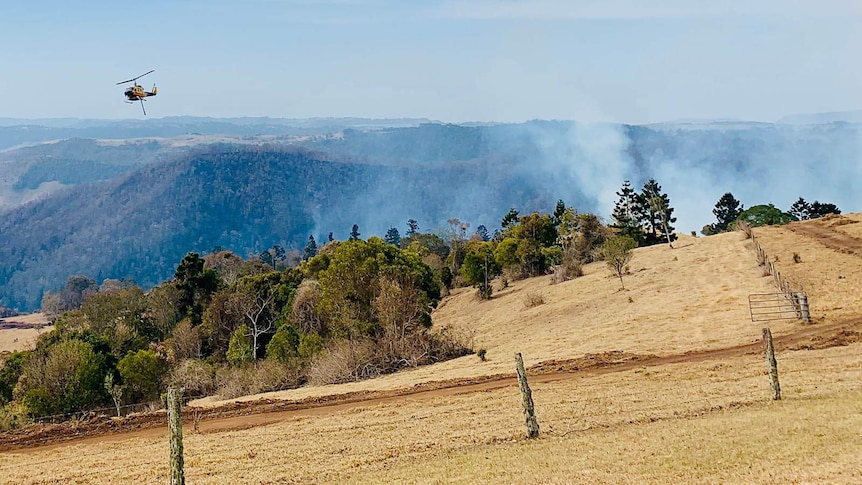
[710,192,743,233]
[117,349,167,401]
[648,196,674,248]
[384,227,401,247]
[226,324,254,367]
[265,324,300,363]
[501,208,519,229]
[446,218,470,275]
[738,204,797,226]
[174,252,220,325]
[809,201,841,219]
[789,197,811,221]
[349,224,361,241]
[303,235,318,261]
[16,339,110,416]
[600,236,637,289]
[0,351,29,405]
[611,181,644,244]
[103,373,124,417]
[461,241,500,299]
[553,200,567,226]
[406,219,419,238]
[639,179,677,246]
[229,277,278,359]
[475,225,490,242]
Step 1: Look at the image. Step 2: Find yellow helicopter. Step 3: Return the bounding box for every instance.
[117,70,158,115]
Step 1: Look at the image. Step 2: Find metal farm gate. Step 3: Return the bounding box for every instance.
[748,292,810,322]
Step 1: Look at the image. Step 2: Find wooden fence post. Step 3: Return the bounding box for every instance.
[167,388,185,485]
[762,328,781,400]
[795,293,811,323]
[515,353,540,438]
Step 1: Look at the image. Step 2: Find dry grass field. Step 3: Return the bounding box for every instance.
[0,313,51,353]
[1,216,861,483]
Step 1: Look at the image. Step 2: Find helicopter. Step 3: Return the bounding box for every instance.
[117,70,158,115]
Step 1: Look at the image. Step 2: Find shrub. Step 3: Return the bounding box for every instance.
[306,339,379,386]
[117,349,169,401]
[523,292,545,308]
[266,324,300,363]
[793,252,802,263]
[0,402,31,431]
[16,339,110,417]
[215,360,300,399]
[476,349,487,361]
[226,324,254,367]
[167,359,217,397]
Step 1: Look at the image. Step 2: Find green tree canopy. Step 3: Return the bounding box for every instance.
[710,192,744,233]
[738,204,798,227]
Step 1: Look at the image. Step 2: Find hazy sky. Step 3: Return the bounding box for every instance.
[1,0,860,122]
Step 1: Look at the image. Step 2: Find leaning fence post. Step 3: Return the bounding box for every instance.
[514,353,540,438]
[167,388,185,485]
[762,328,781,400]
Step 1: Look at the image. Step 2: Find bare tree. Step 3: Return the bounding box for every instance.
[229,287,276,358]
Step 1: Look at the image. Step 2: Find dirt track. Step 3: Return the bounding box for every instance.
[787,218,862,257]
[2,315,859,454]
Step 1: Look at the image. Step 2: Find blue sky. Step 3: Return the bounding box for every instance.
[1,0,860,122]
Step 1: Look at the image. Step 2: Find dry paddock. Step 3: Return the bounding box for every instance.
[1,340,860,484]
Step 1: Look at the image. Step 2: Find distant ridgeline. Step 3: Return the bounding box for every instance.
[0,118,859,310]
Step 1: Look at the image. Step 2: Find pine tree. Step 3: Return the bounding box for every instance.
[553,200,566,226]
[349,224,361,241]
[384,227,401,246]
[809,201,841,219]
[501,208,519,229]
[475,224,490,242]
[406,219,419,238]
[639,179,677,246]
[303,235,318,261]
[711,192,743,232]
[611,180,644,245]
[789,197,811,220]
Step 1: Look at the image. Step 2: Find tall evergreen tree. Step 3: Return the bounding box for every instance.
[789,197,811,220]
[349,224,361,241]
[809,201,841,219]
[711,192,743,233]
[475,224,490,242]
[406,219,419,238]
[303,235,318,261]
[384,227,401,246]
[553,199,567,226]
[611,180,644,245]
[639,178,677,246]
[501,208,519,229]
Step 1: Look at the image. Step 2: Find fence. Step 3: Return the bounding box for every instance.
[737,220,811,323]
[9,339,847,483]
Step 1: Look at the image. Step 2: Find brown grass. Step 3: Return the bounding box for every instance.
[2,342,860,483]
[0,313,51,353]
[3,217,862,483]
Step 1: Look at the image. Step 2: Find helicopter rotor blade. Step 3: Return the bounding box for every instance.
[116,69,155,85]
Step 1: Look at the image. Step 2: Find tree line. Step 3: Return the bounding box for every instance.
[0,175,846,429]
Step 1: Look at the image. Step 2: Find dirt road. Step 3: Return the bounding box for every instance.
[2,315,858,454]
[787,218,862,257]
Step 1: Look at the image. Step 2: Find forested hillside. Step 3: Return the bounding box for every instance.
[0,145,578,310]
[0,119,859,310]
